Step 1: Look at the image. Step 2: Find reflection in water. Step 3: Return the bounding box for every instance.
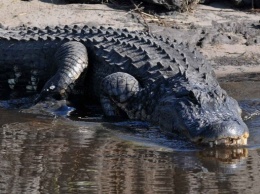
[0,78,259,193]
[0,108,260,194]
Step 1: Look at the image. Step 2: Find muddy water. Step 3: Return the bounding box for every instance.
[0,80,259,193]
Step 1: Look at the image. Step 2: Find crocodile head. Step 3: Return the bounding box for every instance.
[153,82,249,146]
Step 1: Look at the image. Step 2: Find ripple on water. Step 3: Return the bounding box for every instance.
[0,79,259,193]
[0,107,259,193]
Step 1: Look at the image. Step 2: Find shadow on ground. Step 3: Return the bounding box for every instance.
[39,0,66,4]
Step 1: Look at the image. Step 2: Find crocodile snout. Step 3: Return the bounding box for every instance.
[194,120,249,146]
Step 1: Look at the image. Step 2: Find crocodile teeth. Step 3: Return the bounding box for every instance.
[208,135,248,146]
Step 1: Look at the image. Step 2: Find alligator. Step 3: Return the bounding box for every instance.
[0,25,249,146]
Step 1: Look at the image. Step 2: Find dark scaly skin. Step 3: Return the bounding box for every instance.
[0,25,249,146]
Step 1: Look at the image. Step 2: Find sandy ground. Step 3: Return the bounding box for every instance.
[0,0,260,78]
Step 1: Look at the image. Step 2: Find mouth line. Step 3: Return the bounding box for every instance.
[196,132,249,147]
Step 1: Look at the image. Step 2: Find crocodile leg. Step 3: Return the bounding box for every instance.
[100,72,141,119]
[35,41,88,102]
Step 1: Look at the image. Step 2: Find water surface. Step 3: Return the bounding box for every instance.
[0,79,259,194]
